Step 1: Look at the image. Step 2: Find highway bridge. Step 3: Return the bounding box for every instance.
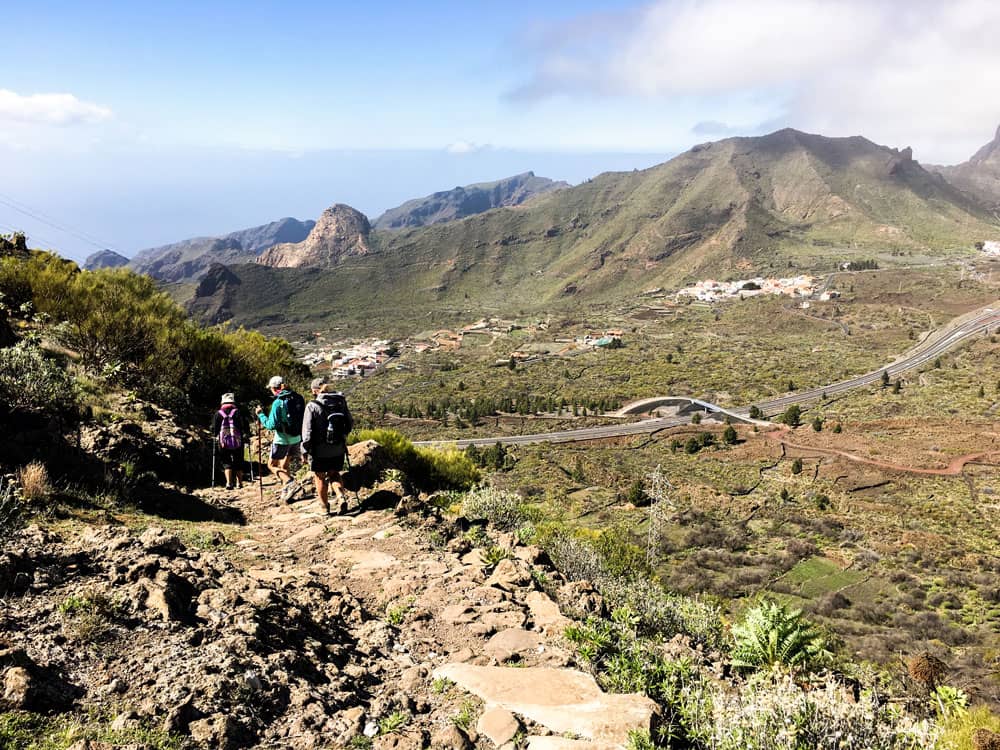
[416,303,1000,448]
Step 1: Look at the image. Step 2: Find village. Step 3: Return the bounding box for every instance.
[674,274,835,303]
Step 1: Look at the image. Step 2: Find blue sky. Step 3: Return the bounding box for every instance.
[2,0,999,261]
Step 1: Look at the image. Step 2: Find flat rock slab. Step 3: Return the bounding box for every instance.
[433,664,656,744]
[333,549,398,573]
[283,524,327,545]
[477,705,521,746]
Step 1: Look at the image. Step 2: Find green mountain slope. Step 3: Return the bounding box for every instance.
[188,128,1000,333]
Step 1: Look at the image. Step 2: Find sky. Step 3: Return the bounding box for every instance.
[2,0,999,262]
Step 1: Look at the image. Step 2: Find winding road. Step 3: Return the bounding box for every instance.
[416,303,1000,448]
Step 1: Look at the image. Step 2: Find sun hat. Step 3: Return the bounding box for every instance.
[310,376,327,391]
[220,392,235,405]
[267,375,284,389]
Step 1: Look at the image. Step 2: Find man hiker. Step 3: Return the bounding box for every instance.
[212,392,249,490]
[301,377,354,515]
[254,375,305,502]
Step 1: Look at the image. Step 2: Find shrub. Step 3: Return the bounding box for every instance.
[350,429,479,490]
[723,425,738,444]
[0,339,76,414]
[16,462,51,504]
[462,486,526,530]
[780,404,802,427]
[705,672,938,750]
[0,477,24,546]
[731,599,831,671]
[937,705,1000,750]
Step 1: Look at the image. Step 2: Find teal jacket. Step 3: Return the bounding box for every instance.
[258,389,302,445]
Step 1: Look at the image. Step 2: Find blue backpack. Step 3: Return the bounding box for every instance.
[278,391,306,436]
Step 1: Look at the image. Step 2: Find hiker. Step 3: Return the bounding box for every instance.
[254,375,305,502]
[212,393,249,490]
[302,377,354,515]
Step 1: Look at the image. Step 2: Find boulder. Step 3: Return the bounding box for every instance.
[477,705,521,746]
[0,649,77,712]
[344,440,393,489]
[484,629,544,662]
[430,724,473,750]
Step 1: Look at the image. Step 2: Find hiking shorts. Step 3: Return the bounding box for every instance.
[270,442,300,461]
[310,453,344,474]
[218,448,243,469]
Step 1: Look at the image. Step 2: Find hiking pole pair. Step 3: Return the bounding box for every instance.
[210,437,217,487]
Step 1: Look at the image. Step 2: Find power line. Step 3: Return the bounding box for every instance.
[0,191,119,252]
[0,220,63,252]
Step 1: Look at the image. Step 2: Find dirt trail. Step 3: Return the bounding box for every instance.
[761,429,1000,476]
[194,473,655,749]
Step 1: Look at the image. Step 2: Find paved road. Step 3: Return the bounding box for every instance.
[416,304,1000,448]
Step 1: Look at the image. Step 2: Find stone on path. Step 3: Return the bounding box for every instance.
[283,524,327,545]
[526,591,571,634]
[433,664,657,747]
[333,548,398,574]
[483,628,544,662]
[526,738,621,750]
[477,705,521,746]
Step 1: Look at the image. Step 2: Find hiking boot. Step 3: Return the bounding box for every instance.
[225,483,233,490]
[337,499,349,515]
[281,480,300,504]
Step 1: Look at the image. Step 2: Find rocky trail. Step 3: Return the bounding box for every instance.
[0,442,656,749]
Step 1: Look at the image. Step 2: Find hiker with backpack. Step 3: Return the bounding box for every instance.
[254,375,305,503]
[211,393,249,490]
[301,377,354,516]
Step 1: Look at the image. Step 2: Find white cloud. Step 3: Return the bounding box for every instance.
[512,0,1000,162]
[445,140,492,155]
[0,89,112,126]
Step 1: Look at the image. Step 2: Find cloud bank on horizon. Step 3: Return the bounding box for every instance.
[511,0,1000,163]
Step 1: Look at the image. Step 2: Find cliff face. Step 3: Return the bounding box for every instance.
[129,217,315,282]
[256,204,371,269]
[373,172,568,230]
[929,124,1000,209]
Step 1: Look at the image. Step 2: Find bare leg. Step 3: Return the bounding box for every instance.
[223,467,235,487]
[314,471,329,513]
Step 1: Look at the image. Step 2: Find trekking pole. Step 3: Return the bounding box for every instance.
[343,448,361,504]
[257,421,264,504]
[211,437,217,487]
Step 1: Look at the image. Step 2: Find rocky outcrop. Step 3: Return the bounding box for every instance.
[374,172,568,230]
[186,262,242,324]
[0,232,28,259]
[257,204,372,269]
[129,217,315,282]
[83,248,130,271]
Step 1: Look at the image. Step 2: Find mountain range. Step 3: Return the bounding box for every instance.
[182,127,1000,333]
[372,171,567,230]
[929,125,1000,211]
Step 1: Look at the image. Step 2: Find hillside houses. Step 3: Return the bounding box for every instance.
[676,275,818,302]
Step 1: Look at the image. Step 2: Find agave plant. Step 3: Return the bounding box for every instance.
[731,599,831,671]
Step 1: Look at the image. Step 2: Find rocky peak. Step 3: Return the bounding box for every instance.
[83,248,130,271]
[257,204,371,269]
[969,123,1000,165]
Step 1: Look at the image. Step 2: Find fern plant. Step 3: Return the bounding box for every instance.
[731,599,831,671]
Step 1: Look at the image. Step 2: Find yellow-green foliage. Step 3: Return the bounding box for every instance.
[350,428,479,490]
[938,705,1000,750]
[0,251,307,411]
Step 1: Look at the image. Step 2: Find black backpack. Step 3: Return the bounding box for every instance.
[278,391,306,436]
[322,393,351,444]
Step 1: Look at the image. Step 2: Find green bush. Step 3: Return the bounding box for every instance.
[350,429,479,490]
[731,599,831,671]
[0,339,76,414]
[937,705,1000,749]
[462,486,527,530]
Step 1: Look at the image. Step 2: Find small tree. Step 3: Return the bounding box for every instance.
[892,379,902,394]
[881,370,890,387]
[791,457,803,475]
[684,437,701,454]
[811,416,823,432]
[978,384,986,398]
[781,404,802,427]
[723,425,738,445]
[691,412,702,425]
[748,405,763,420]
[832,422,843,434]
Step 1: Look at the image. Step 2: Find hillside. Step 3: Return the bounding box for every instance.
[188,128,1000,334]
[130,217,315,282]
[373,171,569,230]
[930,124,1000,210]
